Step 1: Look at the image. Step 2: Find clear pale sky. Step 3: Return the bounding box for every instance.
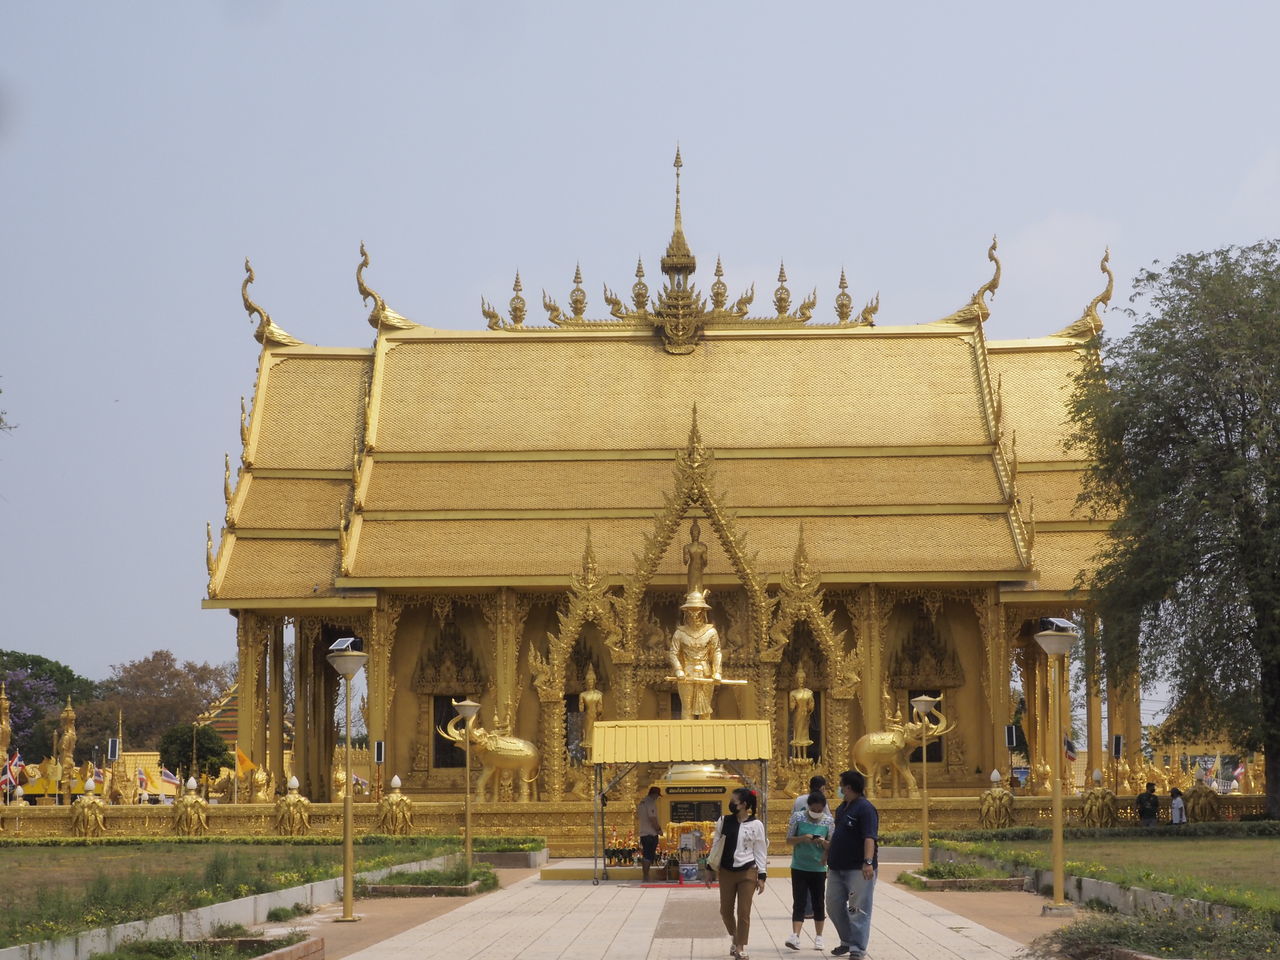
[2,3,1277,726]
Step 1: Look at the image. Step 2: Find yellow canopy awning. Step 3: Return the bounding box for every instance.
[591,720,772,765]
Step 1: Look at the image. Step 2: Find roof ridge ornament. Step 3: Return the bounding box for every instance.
[242,258,303,348]
[939,236,1000,325]
[835,269,853,324]
[357,243,415,331]
[1054,248,1113,340]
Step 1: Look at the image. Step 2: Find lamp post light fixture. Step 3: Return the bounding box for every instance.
[1035,619,1079,916]
[327,638,369,924]
[910,693,941,869]
[452,697,482,884]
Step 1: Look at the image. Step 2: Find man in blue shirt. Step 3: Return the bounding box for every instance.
[824,769,878,958]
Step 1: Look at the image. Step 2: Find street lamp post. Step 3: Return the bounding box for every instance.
[1035,620,1079,916]
[327,639,369,924]
[910,694,941,869]
[452,698,482,885]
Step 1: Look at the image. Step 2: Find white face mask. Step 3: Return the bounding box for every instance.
[805,806,824,820]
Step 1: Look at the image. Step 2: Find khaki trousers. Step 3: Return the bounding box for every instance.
[718,865,758,946]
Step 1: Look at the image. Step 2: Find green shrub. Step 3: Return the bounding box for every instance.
[208,922,250,938]
[365,861,499,894]
[919,861,995,880]
[1026,908,1280,960]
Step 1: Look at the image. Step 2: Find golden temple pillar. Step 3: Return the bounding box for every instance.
[268,620,285,793]
[540,690,567,800]
[235,612,266,768]
[862,586,886,735]
[254,621,269,767]
[826,694,854,773]
[1060,651,1074,791]
[293,621,312,797]
[982,593,1011,776]
[367,600,397,780]
[1083,619,1103,779]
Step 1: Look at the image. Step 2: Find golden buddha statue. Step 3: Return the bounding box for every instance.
[683,518,708,594]
[578,664,604,762]
[789,667,815,758]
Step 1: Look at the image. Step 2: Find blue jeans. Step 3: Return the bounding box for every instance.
[825,867,876,956]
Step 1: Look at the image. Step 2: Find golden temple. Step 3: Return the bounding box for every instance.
[203,153,1142,811]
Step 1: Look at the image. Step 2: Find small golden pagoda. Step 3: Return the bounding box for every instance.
[205,153,1138,805]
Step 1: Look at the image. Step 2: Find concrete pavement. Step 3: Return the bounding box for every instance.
[337,863,1031,960]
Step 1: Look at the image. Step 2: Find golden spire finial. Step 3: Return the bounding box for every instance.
[242,258,303,348]
[632,256,649,311]
[710,256,728,311]
[357,242,414,331]
[938,236,1000,325]
[662,147,695,275]
[835,268,853,324]
[578,524,600,589]
[1054,247,1114,340]
[509,271,527,327]
[773,261,792,316]
[570,262,587,319]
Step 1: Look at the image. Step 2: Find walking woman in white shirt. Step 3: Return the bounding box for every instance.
[709,786,769,960]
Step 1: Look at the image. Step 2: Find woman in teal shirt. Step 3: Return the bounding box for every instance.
[785,792,835,951]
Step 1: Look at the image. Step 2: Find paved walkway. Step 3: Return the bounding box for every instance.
[340,866,1028,960]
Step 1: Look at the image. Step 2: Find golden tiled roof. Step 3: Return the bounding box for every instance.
[218,538,341,599]
[592,719,772,764]
[236,476,350,529]
[1017,470,1086,523]
[361,455,1004,514]
[1007,530,1103,594]
[986,346,1081,463]
[372,332,989,453]
[251,353,369,470]
[345,513,1024,581]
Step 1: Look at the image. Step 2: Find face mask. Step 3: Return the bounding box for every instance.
[806,807,824,820]
[728,801,739,814]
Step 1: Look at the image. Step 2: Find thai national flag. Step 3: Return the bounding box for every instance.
[160,767,181,786]
[1064,737,1078,762]
[1233,762,1246,780]
[94,766,105,784]
[137,768,149,790]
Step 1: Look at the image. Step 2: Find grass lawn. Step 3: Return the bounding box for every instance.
[997,835,1280,912]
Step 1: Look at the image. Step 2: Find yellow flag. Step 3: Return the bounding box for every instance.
[236,746,257,775]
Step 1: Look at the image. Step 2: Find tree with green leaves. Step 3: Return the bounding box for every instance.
[158,723,233,779]
[1069,239,1280,817]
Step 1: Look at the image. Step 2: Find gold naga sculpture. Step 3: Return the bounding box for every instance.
[376,774,414,835]
[1183,774,1222,822]
[851,694,955,798]
[273,776,312,837]
[171,778,210,837]
[1080,769,1119,828]
[978,771,1014,829]
[437,715,540,802]
[72,782,108,837]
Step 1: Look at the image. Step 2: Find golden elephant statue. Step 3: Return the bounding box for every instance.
[851,707,954,798]
[438,715,540,802]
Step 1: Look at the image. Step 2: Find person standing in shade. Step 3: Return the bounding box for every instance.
[709,786,768,960]
[636,786,663,883]
[1136,781,1159,827]
[1169,787,1186,826]
[785,791,834,951]
[825,770,878,958]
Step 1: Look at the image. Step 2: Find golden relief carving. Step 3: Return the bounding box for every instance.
[357,242,415,331]
[887,606,965,690]
[241,258,303,347]
[978,777,1014,828]
[938,236,1000,325]
[171,781,210,836]
[71,790,108,837]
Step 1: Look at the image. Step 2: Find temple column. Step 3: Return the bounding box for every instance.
[826,694,854,774]
[235,612,266,767]
[254,621,269,768]
[540,692,567,800]
[268,619,285,793]
[981,592,1010,777]
[367,600,398,788]
[1060,651,1074,791]
[862,586,886,734]
[310,631,331,800]
[1084,618,1103,779]
[293,621,312,797]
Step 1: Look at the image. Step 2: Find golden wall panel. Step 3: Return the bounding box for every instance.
[362,456,1005,513]
[219,539,341,599]
[375,337,988,453]
[238,477,351,529]
[255,356,367,470]
[348,514,1022,579]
